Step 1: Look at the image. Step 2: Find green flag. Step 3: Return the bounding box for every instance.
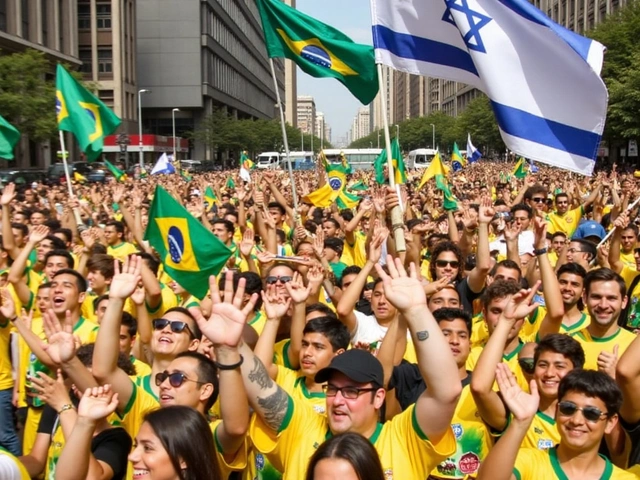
[180,169,192,182]
[513,157,528,179]
[144,186,231,299]
[348,180,368,191]
[0,115,20,160]
[225,177,235,189]
[374,138,404,185]
[255,0,378,105]
[104,159,126,182]
[56,64,121,161]
[204,186,217,212]
[435,175,458,211]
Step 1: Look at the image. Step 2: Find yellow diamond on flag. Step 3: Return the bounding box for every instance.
[153,217,200,272]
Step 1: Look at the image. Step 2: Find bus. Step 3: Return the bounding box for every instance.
[286,151,314,170]
[322,148,383,171]
[406,149,438,169]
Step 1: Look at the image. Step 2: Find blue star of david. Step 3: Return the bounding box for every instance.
[442,0,492,53]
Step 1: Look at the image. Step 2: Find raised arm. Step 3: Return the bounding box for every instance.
[7,225,50,306]
[476,364,538,480]
[92,256,142,412]
[608,212,628,274]
[468,198,493,293]
[616,332,640,424]
[0,183,20,259]
[284,272,312,370]
[375,257,461,441]
[253,285,291,380]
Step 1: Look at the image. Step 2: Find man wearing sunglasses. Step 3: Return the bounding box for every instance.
[199,258,461,480]
[546,185,601,238]
[478,368,633,480]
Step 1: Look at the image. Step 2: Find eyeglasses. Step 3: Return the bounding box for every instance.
[567,248,586,254]
[323,384,378,399]
[557,401,609,423]
[152,319,194,338]
[155,371,204,388]
[531,197,546,203]
[265,275,293,285]
[435,260,460,269]
[518,358,535,374]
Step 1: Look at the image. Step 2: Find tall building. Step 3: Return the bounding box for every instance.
[297,95,316,135]
[283,0,297,128]
[315,112,324,142]
[0,0,80,167]
[77,0,137,132]
[350,107,371,142]
[370,65,394,131]
[136,0,282,162]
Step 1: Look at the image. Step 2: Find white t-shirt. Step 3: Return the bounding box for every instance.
[489,229,535,257]
[352,311,411,353]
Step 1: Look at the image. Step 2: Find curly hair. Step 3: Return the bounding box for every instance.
[429,241,463,282]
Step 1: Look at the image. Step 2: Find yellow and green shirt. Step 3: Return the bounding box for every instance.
[521,410,560,451]
[107,241,139,262]
[546,206,584,237]
[572,328,637,371]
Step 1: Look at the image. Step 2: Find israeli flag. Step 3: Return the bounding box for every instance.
[151,153,176,175]
[467,133,482,163]
[370,0,607,176]
[528,159,539,173]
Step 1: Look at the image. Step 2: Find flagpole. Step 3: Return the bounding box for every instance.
[269,58,299,214]
[376,63,405,252]
[58,130,84,227]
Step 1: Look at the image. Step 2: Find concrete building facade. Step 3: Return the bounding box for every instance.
[136,0,281,162]
[297,95,316,136]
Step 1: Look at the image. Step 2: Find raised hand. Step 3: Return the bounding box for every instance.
[239,228,255,258]
[496,363,539,422]
[461,208,479,232]
[256,250,276,265]
[0,288,16,321]
[372,188,386,214]
[478,197,496,224]
[130,285,146,306]
[193,271,258,348]
[108,256,142,300]
[614,211,629,231]
[503,221,521,242]
[261,284,292,320]
[312,229,325,259]
[500,281,541,323]
[29,369,72,412]
[77,385,119,422]
[374,256,426,313]
[0,183,16,206]
[112,184,125,204]
[80,228,95,250]
[29,225,51,245]
[284,272,312,304]
[368,221,389,265]
[423,275,453,296]
[532,216,547,250]
[41,309,78,364]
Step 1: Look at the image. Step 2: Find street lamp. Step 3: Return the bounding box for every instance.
[377,130,380,148]
[137,89,151,169]
[430,123,435,149]
[172,108,180,164]
[301,130,304,152]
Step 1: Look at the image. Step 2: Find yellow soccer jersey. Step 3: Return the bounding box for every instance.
[621,266,640,330]
[81,290,99,323]
[572,328,637,370]
[119,381,160,437]
[276,367,326,414]
[132,357,152,378]
[546,206,584,237]
[466,343,529,391]
[145,282,180,320]
[343,232,366,268]
[470,313,489,348]
[520,410,560,450]
[0,318,13,391]
[273,339,296,370]
[107,241,139,262]
[514,446,639,480]
[431,382,494,479]
[523,307,590,338]
[621,251,637,272]
[249,399,456,480]
[133,374,158,401]
[211,420,248,479]
[249,311,267,336]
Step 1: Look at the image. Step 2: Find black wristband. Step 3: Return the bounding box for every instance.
[213,355,244,371]
[533,247,548,256]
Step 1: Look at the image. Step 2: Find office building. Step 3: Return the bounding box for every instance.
[297,95,316,135]
[370,65,394,131]
[350,107,370,142]
[283,0,297,127]
[0,0,80,166]
[136,0,282,162]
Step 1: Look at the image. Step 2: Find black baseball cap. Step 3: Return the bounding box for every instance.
[315,349,384,387]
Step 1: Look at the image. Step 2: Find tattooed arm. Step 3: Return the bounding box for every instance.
[375,257,461,442]
[238,343,291,431]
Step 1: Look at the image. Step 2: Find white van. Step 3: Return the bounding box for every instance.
[256,152,281,169]
[406,149,437,169]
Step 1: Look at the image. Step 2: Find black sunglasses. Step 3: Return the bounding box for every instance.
[435,260,460,269]
[518,358,535,374]
[152,319,194,338]
[531,197,546,203]
[155,371,204,388]
[265,275,293,285]
[557,401,608,423]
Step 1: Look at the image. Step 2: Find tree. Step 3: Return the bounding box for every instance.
[456,95,504,154]
[0,49,59,142]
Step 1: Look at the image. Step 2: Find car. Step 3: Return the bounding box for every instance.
[47,162,109,184]
[0,169,47,191]
[180,160,202,172]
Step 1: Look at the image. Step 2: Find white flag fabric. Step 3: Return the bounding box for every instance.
[151,153,176,175]
[370,0,608,175]
[467,133,482,163]
[239,167,251,183]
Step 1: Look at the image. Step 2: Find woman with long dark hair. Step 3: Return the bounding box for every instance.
[129,406,221,480]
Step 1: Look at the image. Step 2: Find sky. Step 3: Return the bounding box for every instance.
[295,0,373,146]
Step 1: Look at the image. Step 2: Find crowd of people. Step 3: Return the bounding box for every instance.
[0,157,640,479]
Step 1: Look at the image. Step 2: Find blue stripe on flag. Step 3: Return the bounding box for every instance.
[491,101,600,160]
[372,25,479,77]
[494,0,593,63]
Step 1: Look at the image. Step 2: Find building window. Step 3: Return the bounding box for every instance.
[98,49,112,73]
[79,48,92,73]
[21,0,29,40]
[78,3,90,30]
[97,3,111,29]
[0,0,7,31]
[41,0,48,44]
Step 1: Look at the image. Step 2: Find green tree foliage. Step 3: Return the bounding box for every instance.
[0,49,58,142]
[191,108,332,156]
[588,1,640,140]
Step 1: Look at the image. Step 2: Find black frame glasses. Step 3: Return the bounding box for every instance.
[265,275,293,285]
[531,197,547,203]
[155,371,205,388]
[152,319,194,338]
[557,401,609,423]
[323,384,378,399]
[435,260,460,269]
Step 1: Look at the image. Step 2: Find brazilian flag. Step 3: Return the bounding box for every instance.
[451,142,466,172]
[56,64,121,161]
[255,0,378,105]
[0,115,20,160]
[204,186,217,212]
[104,160,127,182]
[513,157,528,179]
[180,169,192,182]
[374,137,405,185]
[144,186,231,299]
